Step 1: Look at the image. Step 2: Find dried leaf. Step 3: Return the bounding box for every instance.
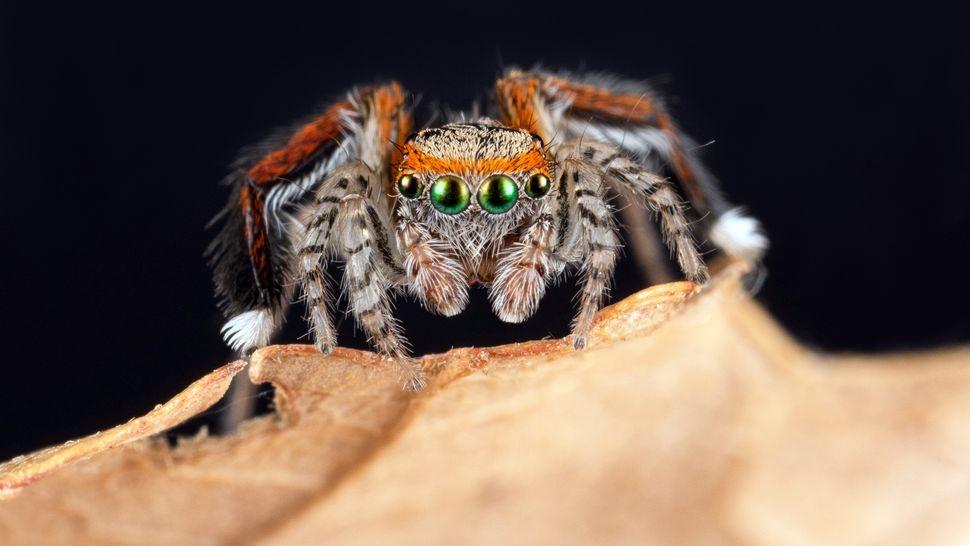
[1,262,968,545]
[0,360,245,500]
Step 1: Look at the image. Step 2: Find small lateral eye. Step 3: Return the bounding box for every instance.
[477,174,518,214]
[525,173,551,198]
[430,175,470,214]
[397,174,423,198]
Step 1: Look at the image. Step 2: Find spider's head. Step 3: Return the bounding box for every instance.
[395,121,553,217]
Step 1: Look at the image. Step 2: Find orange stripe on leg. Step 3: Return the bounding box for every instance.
[246,99,353,185]
[238,184,274,303]
[538,74,707,208]
[495,71,550,142]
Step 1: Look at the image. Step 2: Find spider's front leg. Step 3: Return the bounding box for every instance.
[299,163,425,390]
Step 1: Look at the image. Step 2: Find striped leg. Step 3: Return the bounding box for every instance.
[299,164,423,390]
[489,206,560,322]
[554,159,621,349]
[211,82,411,354]
[563,141,709,284]
[496,68,719,215]
[495,68,764,284]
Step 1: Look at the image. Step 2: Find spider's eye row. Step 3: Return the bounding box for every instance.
[526,173,552,198]
[397,174,423,198]
[477,174,519,214]
[430,175,470,214]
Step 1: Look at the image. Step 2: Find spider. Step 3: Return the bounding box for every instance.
[208,68,767,389]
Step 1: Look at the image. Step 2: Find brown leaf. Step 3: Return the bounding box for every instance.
[1,261,968,545]
[0,360,245,500]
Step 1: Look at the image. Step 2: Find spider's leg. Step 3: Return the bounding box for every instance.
[496,68,715,210]
[340,196,423,389]
[552,158,621,350]
[209,82,411,353]
[565,141,709,283]
[298,171,350,355]
[300,165,423,390]
[395,205,469,317]
[495,68,766,273]
[489,205,559,322]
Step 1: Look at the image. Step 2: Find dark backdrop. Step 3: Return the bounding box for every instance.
[1,3,968,460]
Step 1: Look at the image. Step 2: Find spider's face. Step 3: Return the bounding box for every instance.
[395,122,554,219]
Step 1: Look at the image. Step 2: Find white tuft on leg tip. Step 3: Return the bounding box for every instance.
[221,308,277,353]
[710,208,768,262]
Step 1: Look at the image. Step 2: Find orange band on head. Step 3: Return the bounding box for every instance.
[399,146,549,177]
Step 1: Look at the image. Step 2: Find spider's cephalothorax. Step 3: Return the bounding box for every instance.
[208,69,768,389]
[395,122,553,288]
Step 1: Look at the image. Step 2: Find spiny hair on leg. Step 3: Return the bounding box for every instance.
[563,140,709,283]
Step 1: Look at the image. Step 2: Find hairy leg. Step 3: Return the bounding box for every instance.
[495,68,764,282]
[552,158,621,349]
[211,82,410,354]
[299,164,423,390]
[562,141,709,283]
[495,68,714,210]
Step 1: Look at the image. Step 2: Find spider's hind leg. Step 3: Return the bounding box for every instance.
[299,163,425,390]
[566,141,709,284]
[495,68,766,279]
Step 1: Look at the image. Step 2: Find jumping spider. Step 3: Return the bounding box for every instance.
[208,68,767,389]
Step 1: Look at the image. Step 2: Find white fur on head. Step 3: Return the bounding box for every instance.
[221,308,277,352]
[709,208,768,262]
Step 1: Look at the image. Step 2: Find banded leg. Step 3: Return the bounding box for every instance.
[489,206,560,322]
[299,166,370,354]
[299,164,424,390]
[496,68,717,210]
[396,205,469,317]
[555,159,621,349]
[496,69,765,280]
[210,82,411,353]
[562,141,709,284]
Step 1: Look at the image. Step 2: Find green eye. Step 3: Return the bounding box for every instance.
[397,174,423,198]
[477,174,519,214]
[429,175,470,214]
[525,173,551,198]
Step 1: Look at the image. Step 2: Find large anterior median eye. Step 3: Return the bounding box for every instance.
[397,174,423,198]
[477,174,519,214]
[525,173,551,198]
[430,175,470,214]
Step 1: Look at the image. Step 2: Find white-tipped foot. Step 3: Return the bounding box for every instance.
[710,208,768,262]
[221,308,277,353]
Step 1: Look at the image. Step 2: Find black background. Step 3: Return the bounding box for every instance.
[1,4,968,460]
